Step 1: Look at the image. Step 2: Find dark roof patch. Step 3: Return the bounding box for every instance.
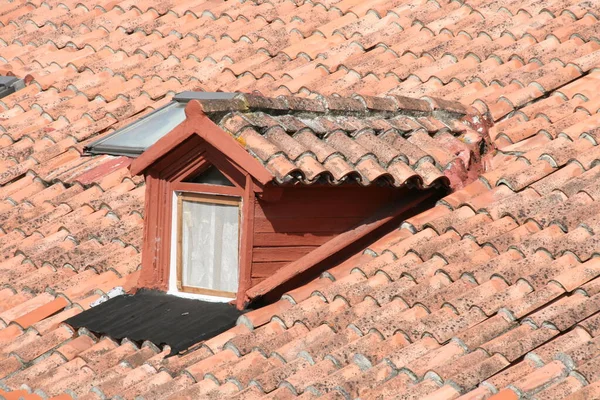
[65,290,244,356]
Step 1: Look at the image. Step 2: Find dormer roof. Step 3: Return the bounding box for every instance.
[130,92,493,190]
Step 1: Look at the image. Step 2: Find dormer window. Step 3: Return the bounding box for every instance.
[165,160,246,302]
[129,92,477,308]
[176,192,240,298]
[177,167,241,298]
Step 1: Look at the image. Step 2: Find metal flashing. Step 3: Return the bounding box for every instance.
[173,91,238,102]
[0,76,24,99]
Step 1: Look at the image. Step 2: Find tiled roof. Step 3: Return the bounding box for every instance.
[196,92,490,188]
[0,0,600,399]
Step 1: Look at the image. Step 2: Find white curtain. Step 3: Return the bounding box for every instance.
[181,199,239,293]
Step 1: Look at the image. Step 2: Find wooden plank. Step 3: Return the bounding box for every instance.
[271,185,397,197]
[252,246,316,262]
[180,192,241,206]
[254,216,364,233]
[254,232,335,247]
[251,277,264,287]
[172,182,243,197]
[176,193,183,290]
[181,285,236,298]
[157,178,171,288]
[237,175,254,309]
[252,262,289,278]
[140,174,160,288]
[255,190,400,219]
[256,202,384,219]
[245,190,436,301]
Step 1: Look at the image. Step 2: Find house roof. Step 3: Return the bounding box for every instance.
[1,0,600,399]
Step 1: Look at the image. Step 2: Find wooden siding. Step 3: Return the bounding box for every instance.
[251,185,403,284]
[138,130,258,308]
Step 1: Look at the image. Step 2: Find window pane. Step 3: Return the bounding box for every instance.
[87,102,186,156]
[185,166,235,186]
[181,198,239,294]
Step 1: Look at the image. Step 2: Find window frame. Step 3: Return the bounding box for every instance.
[175,191,242,298]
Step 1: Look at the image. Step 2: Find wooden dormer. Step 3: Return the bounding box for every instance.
[130,92,489,308]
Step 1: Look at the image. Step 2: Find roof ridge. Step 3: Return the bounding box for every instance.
[175,91,474,122]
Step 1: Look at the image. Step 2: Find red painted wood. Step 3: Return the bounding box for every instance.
[250,185,406,279]
[253,216,365,234]
[254,232,334,247]
[255,202,386,219]
[255,186,400,219]
[246,189,434,301]
[259,186,284,202]
[203,146,248,189]
[138,173,161,289]
[251,262,289,278]
[252,247,316,262]
[136,132,255,300]
[171,182,243,197]
[237,175,255,309]
[251,278,264,287]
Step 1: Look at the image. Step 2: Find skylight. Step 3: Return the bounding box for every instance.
[0,77,25,99]
[85,92,238,157]
[86,101,187,157]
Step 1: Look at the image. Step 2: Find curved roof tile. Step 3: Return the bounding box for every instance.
[1,0,600,398]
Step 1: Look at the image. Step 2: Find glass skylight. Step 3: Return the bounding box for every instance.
[85,91,239,157]
[86,101,187,157]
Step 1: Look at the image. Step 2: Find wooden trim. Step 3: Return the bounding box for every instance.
[179,192,242,205]
[172,182,244,197]
[176,192,183,290]
[180,286,236,298]
[158,138,208,182]
[191,105,273,185]
[245,190,436,301]
[139,173,164,289]
[236,174,255,308]
[130,120,190,176]
[176,191,242,296]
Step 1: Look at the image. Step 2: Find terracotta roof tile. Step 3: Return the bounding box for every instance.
[3,0,600,397]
